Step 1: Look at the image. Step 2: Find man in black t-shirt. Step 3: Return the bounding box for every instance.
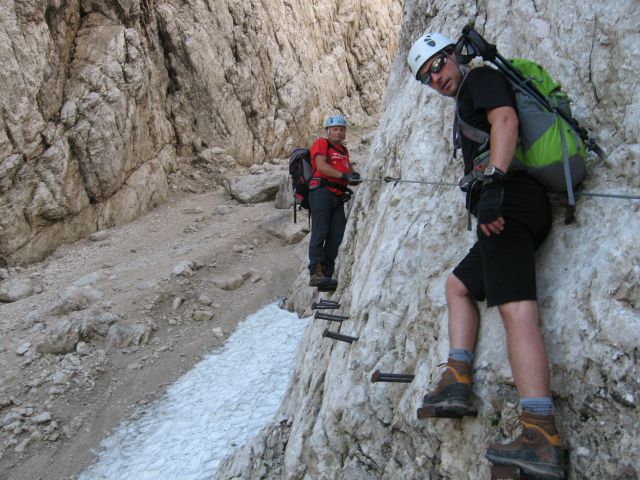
[407,33,564,479]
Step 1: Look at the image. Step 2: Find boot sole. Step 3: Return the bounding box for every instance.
[486,453,564,479]
[417,404,477,419]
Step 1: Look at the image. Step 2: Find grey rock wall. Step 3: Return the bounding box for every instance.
[0,0,401,264]
[214,1,640,479]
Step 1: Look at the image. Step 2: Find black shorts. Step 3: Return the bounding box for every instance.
[453,173,552,307]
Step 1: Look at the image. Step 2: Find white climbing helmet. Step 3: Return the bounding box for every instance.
[407,32,455,80]
[324,114,348,128]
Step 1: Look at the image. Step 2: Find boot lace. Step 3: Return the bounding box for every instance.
[505,414,523,438]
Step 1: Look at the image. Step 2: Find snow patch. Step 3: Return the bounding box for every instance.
[80,302,308,480]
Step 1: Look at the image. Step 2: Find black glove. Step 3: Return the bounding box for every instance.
[342,172,362,185]
[477,177,504,224]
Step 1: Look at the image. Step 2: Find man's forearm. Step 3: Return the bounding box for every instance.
[315,156,347,178]
[487,107,519,172]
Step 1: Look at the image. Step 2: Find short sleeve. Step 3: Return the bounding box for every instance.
[310,138,329,161]
[463,67,515,111]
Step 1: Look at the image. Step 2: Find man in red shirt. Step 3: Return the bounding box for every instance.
[308,115,361,287]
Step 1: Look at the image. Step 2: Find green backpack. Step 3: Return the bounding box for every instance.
[509,59,587,194]
[453,27,604,210]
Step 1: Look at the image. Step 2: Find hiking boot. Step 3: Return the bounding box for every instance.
[485,412,565,479]
[323,266,338,288]
[418,359,475,418]
[309,264,331,287]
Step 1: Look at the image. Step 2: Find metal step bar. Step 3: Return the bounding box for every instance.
[322,329,358,343]
[314,312,350,322]
[371,370,415,383]
[311,300,341,310]
[490,465,526,479]
[317,285,336,292]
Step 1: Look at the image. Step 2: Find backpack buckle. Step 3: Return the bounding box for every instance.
[458,170,484,192]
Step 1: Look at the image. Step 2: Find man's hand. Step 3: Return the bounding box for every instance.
[342,172,363,185]
[477,178,505,236]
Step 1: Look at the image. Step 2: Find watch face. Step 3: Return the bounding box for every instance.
[484,166,504,177]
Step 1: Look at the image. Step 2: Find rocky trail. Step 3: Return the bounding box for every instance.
[0,190,300,479]
[0,128,373,480]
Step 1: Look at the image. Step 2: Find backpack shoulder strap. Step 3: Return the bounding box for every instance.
[325,139,346,156]
[454,72,490,153]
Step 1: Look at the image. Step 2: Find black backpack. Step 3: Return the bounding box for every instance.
[288,148,313,222]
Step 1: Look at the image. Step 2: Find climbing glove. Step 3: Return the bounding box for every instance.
[342,172,363,185]
[477,176,504,224]
[342,188,353,203]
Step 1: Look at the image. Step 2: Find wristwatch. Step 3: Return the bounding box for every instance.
[483,165,505,177]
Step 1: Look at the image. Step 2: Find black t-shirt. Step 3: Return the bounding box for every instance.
[457,66,547,213]
[457,66,516,174]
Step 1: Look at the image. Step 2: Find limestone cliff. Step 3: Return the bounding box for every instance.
[0,0,401,264]
[214,1,640,479]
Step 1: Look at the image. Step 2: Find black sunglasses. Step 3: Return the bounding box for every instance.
[420,54,448,86]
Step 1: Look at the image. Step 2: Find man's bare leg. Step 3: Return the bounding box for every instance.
[488,300,563,478]
[498,300,550,397]
[446,273,479,352]
[418,274,479,418]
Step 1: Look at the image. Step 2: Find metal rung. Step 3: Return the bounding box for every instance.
[371,370,415,383]
[311,301,340,310]
[316,299,340,306]
[416,405,478,419]
[322,329,358,343]
[490,465,524,479]
[317,284,336,292]
[314,312,350,322]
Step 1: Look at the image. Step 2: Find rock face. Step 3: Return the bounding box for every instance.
[214,2,640,480]
[0,0,402,264]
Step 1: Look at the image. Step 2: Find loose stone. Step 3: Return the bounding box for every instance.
[2,412,21,426]
[31,412,52,424]
[15,343,31,356]
[76,341,90,356]
[196,294,212,306]
[88,231,110,242]
[193,310,214,322]
[172,297,184,310]
[212,327,224,339]
[51,371,70,385]
[183,207,204,214]
[172,260,194,277]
